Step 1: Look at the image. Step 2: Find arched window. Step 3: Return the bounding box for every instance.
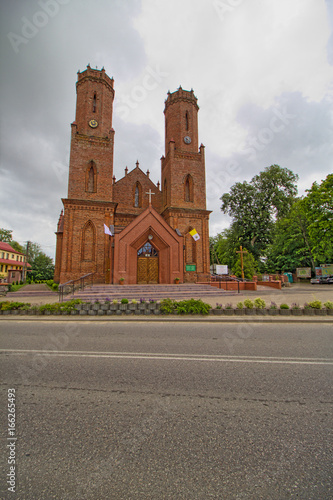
[133,181,142,208]
[81,221,96,261]
[164,179,168,206]
[86,161,97,193]
[184,174,193,202]
[185,111,189,131]
[93,92,97,113]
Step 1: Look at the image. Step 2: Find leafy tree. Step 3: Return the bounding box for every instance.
[220,165,298,258]
[232,249,257,280]
[10,241,24,254]
[0,228,13,242]
[28,253,54,281]
[301,174,333,263]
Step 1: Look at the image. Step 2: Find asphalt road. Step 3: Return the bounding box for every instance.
[0,321,332,499]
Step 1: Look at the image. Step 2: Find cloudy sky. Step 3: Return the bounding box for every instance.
[1,0,332,259]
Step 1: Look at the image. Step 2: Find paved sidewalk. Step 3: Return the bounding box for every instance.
[1,283,332,308]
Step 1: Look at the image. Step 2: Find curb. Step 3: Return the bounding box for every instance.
[1,316,332,323]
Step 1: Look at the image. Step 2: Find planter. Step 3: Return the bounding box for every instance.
[110,304,118,311]
[256,309,267,315]
[129,304,137,311]
[88,310,97,316]
[71,310,79,315]
[279,309,291,315]
[97,310,105,316]
[119,280,125,285]
[101,304,110,311]
[315,309,327,315]
[291,309,303,316]
[138,303,147,311]
[326,309,333,315]
[93,304,100,311]
[235,308,245,315]
[268,309,278,315]
[224,309,234,316]
[119,304,128,311]
[213,309,223,315]
[148,303,157,310]
[79,310,88,315]
[244,308,254,315]
[125,309,132,315]
[304,309,315,316]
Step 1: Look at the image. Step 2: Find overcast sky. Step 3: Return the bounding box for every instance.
[1,0,332,259]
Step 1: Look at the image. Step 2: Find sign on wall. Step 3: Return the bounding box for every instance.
[215,265,228,275]
[296,268,311,278]
[186,264,196,272]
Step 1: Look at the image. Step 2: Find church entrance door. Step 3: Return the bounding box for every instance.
[137,242,159,284]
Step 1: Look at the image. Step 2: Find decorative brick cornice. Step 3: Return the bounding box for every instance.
[74,134,112,145]
[62,198,117,211]
[164,87,199,113]
[161,207,212,218]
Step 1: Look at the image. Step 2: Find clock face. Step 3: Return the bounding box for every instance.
[184,135,191,144]
[89,119,98,128]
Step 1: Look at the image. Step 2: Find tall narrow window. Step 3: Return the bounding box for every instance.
[184,174,193,202]
[135,185,139,207]
[185,111,189,131]
[82,221,96,261]
[88,165,94,192]
[86,161,97,193]
[93,92,97,113]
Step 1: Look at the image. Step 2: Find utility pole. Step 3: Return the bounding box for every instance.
[23,241,30,283]
[236,245,248,281]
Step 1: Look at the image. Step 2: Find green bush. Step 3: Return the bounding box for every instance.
[254,298,266,309]
[236,301,244,309]
[1,301,30,311]
[52,283,58,291]
[280,303,289,309]
[244,299,254,309]
[324,301,333,310]
[307,300,322,309]
[160,298,211,315]
[160,298,177,314]
[121,298,129,304]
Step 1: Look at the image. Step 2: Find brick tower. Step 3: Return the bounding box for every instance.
[161,86,211,282]
[54,65,117,284]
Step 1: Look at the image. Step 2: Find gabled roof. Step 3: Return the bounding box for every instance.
[0,241,24,255]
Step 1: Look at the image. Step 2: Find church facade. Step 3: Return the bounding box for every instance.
[54,65,211,285]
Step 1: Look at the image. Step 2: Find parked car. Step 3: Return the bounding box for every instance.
[311,275,333,284]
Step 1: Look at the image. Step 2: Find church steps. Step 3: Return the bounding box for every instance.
[64,284,237,302]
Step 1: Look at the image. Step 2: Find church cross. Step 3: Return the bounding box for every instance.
[146,189,155,205]
[236,245,248,281]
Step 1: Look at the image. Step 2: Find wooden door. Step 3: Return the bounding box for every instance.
[137,256,158,284]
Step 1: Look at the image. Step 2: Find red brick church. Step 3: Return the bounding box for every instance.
[54,65,211,285]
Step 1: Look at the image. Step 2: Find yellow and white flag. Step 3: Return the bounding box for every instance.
[189,228,200,241]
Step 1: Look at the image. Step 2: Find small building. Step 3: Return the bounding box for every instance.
[0,242,29,283]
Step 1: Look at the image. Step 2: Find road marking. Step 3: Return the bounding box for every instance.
[1,349,333,365]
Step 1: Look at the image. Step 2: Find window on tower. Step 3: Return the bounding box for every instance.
[86,161,97,193]
[185,111,189,131]
[184,174,193,202]
[93,93,97,113]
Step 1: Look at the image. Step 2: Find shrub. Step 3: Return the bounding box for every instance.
[176,299,211,315]
[160,298,176,314]
[291,302,300,309]
[280,303,289,309]
[244,299,254,309]
[307,300,322,309]
[269,301,277,309]
[112,299,118,304]
[215,303,222,309]
[225,303,233,309]
[236,301,243,309]
[254,298,266,309]
[52,283,58,291]
[324,301,333,310]
[1,301,29,311]
[121,298,129,304]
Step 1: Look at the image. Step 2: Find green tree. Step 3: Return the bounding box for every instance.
[301,174,333,263]
[0,228,13,242]
[29,253,54,281]
[10,241,24,254]
[232,249,257,280]
[220,165,298,259]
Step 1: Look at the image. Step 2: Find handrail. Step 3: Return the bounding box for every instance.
[58,272,96,302]
[210,274,243,293]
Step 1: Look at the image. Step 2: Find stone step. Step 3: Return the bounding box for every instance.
[63,284,237,302]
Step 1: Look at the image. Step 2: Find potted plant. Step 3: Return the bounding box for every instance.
[303,303,315,315]
[324,301,333,315]
[279,303,290,315]
[308,300,326,315]
[291,303,302,316]
[268,301,278,315]
[244,299,254,315]
[120,298,129,311]
[224,303,234,316]
[119,277,125,285]
[129,299,138,311]
[235,301,245,315]
[174,277,180,284]
[254,297,266,315]
[213,303,223,315]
